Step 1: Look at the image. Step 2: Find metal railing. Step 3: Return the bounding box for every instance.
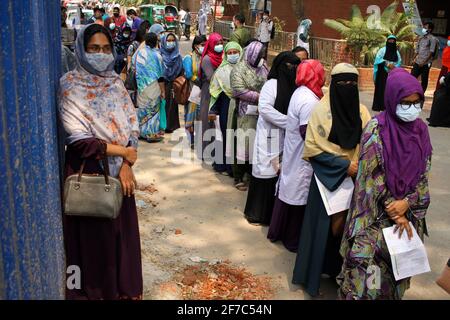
[215,20,295,51]
[214,21,416,67]
[309,37,346,65]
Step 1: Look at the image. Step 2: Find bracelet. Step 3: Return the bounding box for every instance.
[123,160,133,167]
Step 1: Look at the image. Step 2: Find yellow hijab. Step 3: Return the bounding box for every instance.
[303,63,372,162]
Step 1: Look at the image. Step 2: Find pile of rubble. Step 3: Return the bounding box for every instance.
[176,260,274,300]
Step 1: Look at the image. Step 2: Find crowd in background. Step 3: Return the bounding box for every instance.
[58,1,450,300]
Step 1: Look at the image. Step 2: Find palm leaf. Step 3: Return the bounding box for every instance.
[350,5,363,20]
[324,19,351,34]
[380,1,399,26]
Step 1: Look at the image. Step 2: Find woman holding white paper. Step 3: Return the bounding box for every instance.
[244,52,301,226]
[337,68,432,300]
[292,63,371,297]
[267,59,324,250]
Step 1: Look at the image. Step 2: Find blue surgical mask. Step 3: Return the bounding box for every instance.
[227,53,240,64]
[214,45,223,53]
[197,46,204,55]
[166,41,176,50]
[396,103,422,122]
[109,23,116,30]
[86,53,115,72]
[447,40,450,47]
[422,28,428,35]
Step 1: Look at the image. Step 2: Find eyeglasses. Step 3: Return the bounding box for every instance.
[399,100,423,110]
[336,80,358,86]
[86,45,113,54]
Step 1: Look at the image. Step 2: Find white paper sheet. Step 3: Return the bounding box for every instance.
[214,116,223,142]
[188,85,201,105]
[315,175,354,216]
[246,104,259,116]
[382,223,431,281]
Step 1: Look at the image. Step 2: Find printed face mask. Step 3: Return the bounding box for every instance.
[86,53,114,72]
[227,53,240,64]
[396,103,422,122]
[214,44,224,53]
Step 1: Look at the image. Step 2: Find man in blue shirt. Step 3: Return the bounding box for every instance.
[127,9,143,40]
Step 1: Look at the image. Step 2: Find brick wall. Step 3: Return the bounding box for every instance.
[272,0,396,37]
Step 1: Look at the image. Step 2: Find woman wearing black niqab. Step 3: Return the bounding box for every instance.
[372,35,402,111]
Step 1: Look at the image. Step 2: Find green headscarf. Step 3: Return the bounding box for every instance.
[209,41,243,108]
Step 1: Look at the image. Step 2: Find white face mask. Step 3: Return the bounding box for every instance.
[396,103,422,122]
[123,33,130,39]
[86,53,115,72]
[231,22,236,30]
[447,40,450,47]
[197,46,204,55]
[422,28,428,35]
[109,23,116,30]
[227,53,240,64]
[214,45,224,53]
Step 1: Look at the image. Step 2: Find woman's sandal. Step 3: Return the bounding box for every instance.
[235,182,248,191]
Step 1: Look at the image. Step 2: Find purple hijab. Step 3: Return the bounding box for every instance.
[376,68,432,199]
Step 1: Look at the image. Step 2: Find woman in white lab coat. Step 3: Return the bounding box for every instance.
[267,59,325,251]
[243,52,301,225]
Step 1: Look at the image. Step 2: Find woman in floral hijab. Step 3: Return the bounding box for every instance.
[59,24,142,300]
[230,40,269,190]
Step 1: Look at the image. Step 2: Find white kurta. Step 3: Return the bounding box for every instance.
[277,86,319,206]
[252,79,287,179]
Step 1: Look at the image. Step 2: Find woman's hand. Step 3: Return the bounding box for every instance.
[386,199,409,220]
[393,216,413,240]
[347,161,358,178]
[119,163,135,197]
[124,147,138,165]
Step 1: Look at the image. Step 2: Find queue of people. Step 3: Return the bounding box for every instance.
[57,6,450,300]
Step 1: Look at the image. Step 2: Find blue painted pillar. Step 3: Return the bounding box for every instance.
[0,0,65,299]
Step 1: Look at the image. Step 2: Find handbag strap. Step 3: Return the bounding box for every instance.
[77,158,111,186]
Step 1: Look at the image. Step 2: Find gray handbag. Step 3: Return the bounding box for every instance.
[63,158,123,219]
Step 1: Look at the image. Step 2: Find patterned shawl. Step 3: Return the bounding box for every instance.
[209,41,243,108]
[59,26,139,177]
